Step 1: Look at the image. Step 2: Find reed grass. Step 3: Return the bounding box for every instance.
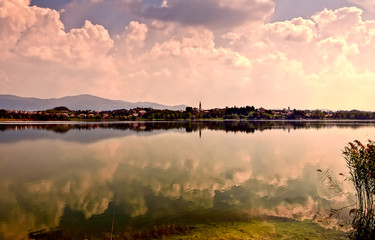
[343,140,375,239]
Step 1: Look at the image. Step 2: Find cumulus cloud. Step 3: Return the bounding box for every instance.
[0,0,120,97]
[1,0,375,109]
[263,18,317,42]
[117,28,253,105]
[116,20,148,56]
[1,0,115,63]
[220,6,375,109]
[120,0,275,29]
[347,0,375,13]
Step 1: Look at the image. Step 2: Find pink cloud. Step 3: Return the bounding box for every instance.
[1,1,375,110]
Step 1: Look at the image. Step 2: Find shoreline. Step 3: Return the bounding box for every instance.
[2,118,375,124]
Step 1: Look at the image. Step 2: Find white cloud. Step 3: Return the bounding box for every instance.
[312,7,363,38]
[219,6,375,109]
[0,0,114,64]
[1,1,375,109]
[120,0,275,30]
[262,18,317,42]
[117,20,148,55]
[347,0,375,13]
[0,0,119,97]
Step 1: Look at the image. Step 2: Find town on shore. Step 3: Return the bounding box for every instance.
[1,105,375,121]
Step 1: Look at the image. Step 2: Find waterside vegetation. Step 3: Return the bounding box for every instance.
[344,140,375,239]
[317,140,375,239]
[1,105,375,121]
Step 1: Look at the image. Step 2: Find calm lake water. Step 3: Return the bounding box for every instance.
[1,121,375,239]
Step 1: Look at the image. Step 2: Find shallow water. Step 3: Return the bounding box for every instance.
[1,121,374,239]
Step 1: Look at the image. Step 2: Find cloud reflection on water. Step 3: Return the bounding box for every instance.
[0,122,374,238]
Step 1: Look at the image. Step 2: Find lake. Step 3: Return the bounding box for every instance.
[1,120,375,239]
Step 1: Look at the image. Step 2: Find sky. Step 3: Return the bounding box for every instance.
[1,0,375,110]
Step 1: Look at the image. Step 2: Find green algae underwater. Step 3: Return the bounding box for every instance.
[29,210,348,240]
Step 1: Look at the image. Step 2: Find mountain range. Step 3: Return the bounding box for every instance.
[0,94,188,111]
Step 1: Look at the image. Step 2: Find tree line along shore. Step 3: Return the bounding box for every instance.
[1,106,375,121]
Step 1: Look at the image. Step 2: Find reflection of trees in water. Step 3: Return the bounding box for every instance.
[59,203,130,239]
[1,120,375,134]
[4,122,373,239]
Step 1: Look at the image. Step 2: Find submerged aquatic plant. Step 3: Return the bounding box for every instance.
[343,140,375,240]
[316,168,353,228]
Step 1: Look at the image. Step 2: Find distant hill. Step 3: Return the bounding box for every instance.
[0,94,188,111]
